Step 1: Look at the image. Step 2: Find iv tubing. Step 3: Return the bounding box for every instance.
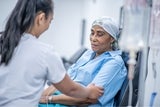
[128,79,133,106]
[127,50,137,107]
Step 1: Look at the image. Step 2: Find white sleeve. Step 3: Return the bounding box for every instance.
[45,49,66,84]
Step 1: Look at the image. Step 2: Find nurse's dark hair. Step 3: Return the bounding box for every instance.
[0,0,54,65]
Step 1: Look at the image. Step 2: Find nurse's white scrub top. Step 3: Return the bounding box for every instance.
[0,33,66,107]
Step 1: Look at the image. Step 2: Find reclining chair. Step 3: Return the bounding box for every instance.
[62,47,87,70]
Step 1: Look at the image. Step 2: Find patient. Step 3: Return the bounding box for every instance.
[39,17,127,107]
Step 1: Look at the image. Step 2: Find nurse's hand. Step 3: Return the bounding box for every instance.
[86,83,104,99]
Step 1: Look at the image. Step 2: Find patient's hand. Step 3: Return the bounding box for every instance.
[86,98,98,104]
[39,96,49,103]
[41,85,57,96]
[40,85,57,104]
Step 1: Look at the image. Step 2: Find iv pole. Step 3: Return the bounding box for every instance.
[138,0,152,106]
[119,0,151,106]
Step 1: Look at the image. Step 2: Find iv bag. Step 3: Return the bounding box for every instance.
[119,0,149,52]
[149,0,160,49]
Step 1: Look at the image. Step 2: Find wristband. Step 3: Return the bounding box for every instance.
[48,96,53,103]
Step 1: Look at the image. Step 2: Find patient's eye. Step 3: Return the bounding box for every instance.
[90,29,106,37]
[90,30,95,36]
[97,31,105,37]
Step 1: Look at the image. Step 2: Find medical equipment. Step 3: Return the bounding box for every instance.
[149,0,160,49]
[0,32,2,62]
[119,0,150,106]
[149,49,158,107]
[148,0,160,106]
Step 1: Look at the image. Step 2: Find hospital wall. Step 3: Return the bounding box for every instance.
[0,0,85,59]
[0,0,123,59]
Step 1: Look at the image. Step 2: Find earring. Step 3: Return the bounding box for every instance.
[110,42,114,50]
[111,41,119,50]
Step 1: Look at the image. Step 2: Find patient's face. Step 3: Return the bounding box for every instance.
[90,25,114,55]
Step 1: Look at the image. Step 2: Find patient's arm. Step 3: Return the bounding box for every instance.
[40,85,98,105]
[40,94,98,105]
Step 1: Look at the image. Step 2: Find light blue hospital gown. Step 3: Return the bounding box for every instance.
[39,49,127,107]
